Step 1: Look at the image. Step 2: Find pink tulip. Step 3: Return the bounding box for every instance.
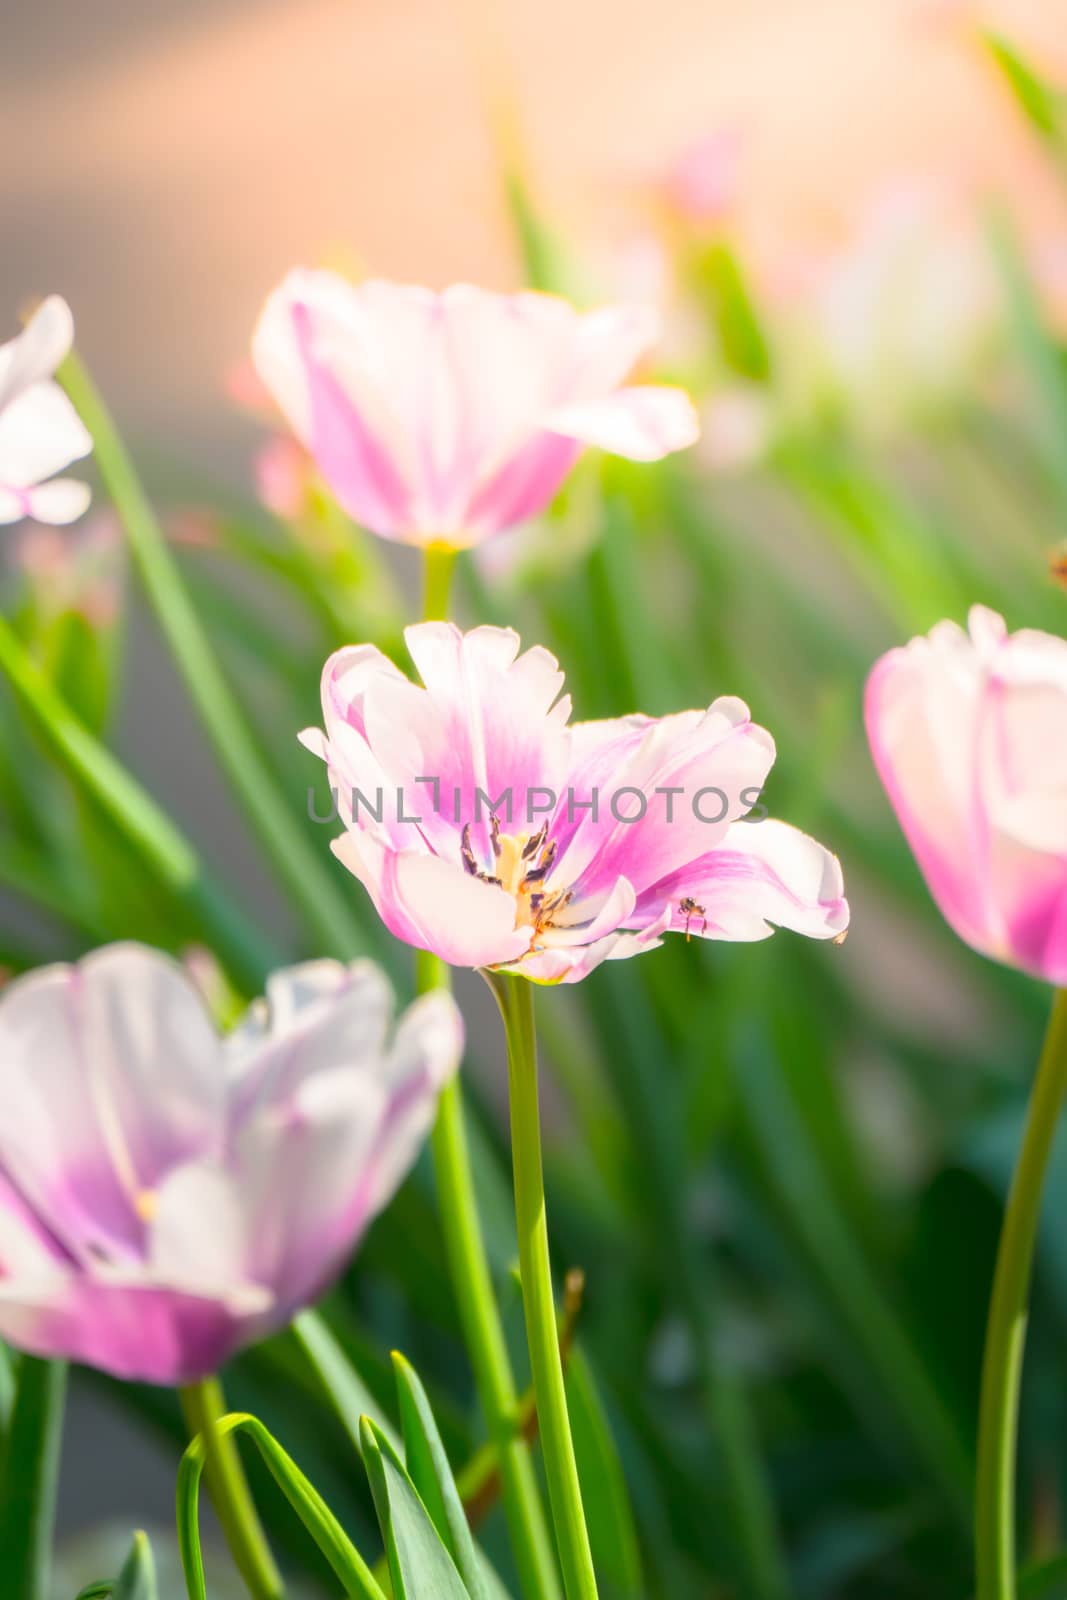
[301,624,848,983]
[866,606,1067,983]
[660,129,743,229]
[0,297,92,526]
[0,944,461,1383]
[252,274,699,548]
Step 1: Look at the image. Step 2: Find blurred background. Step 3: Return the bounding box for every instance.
[6,2,1067,1596]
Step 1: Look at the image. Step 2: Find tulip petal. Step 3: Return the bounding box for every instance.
[634,819,849,942]
[546,385,700,461]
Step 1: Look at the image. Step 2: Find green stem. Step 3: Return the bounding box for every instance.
[416,547,560,1599]
[59,352,364,961]
[976,988,1067,1600]
[179,1377,284,1600]
[422,545,458,624]
[0,612,275,992]
[488,971,598,1600]
[0,1356,66,1600]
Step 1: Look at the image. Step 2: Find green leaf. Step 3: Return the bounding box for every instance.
[0,611,276,993]
[691,239,773,382]
[989,210,1067,519]
[359,1415,471,1600]
[983,31,1065,141]
[113,1531,159,1600]
[177,1411,384,1600]
[59,349,367,964]
[0,1356,66,1600]
[392,1352,489,1600]
[564,1347,644,1597]
[292,1308,402,1461]
[74,1530,161,1600]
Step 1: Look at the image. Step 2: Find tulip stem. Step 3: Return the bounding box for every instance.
[416,549,561,1600]
[422,544,458,624]
[179,1377,284,1600]
[420,961,562,1600]
[976,988,1067,1600]
[488,971,599,1600]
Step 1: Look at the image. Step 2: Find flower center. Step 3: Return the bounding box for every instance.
[460,817,573,933]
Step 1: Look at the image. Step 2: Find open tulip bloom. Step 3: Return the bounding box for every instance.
[301,622,849,981]
[0,943,462,1384]
[868,604,1067,1599]
[252,273,700,548]
[866,605,1067,984]
[0,296,92,526]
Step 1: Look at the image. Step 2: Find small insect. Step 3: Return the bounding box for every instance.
[679,896,707,941]
[1051,545,1067,592]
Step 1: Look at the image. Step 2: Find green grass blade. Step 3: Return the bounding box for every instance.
[292,1308,402,1460]
[59,350,366,961]
[177,1411,385,1600]
[360,1416,473,1600]
[0,612,277,992]
[0,1356,67,1600]
[392,1351,489,1600]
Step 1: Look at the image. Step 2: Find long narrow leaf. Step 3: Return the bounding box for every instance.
[0,613,276,991]
[360,1416,472,1600]
[392,1352,489,1600]
[177,1411,385,1600]
[0,1356,67,1600]
[292,1308,402,1459]
[59,352,366,962]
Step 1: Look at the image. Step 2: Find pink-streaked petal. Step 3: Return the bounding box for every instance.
[0,946,223,1265]
[865,624,991,952]
[232,988,459,1312]
[362,623,571,862]
[554,697,774,900]
[0,1274,267,1385]
[252,273,696,544]
[635,819,849,942]
[545,385,700,462]
[225,959,395,1122]
[331,833,532,969]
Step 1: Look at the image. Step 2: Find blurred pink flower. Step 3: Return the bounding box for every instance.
[254,433,313,520]
[0,943,461,1383]
[252,274,699,548]
[659,129,743,229]
[866,606,1067,983]
[15,512,123,627]
[301,623,848,983]
[0,297,92,527]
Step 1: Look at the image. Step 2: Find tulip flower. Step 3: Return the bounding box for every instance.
[866,605,1067,984]
[301,622,848,982]
[0,942,462,1383]
[0,297,92,526]
[252,273,699,548]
